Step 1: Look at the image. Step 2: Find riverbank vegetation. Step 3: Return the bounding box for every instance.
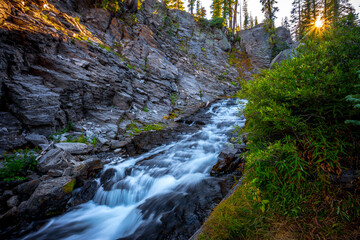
[199,14,360,240]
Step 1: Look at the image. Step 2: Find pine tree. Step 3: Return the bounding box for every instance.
[211,0,222,18]
[243,0,249,29]
[232,0,239,31]
[195,0,206,19]
[260,0,279,29]
[282,16,290,29]
[290,0,303,40]
[188,0,196,15]
[169,0,185,10]
[250,13,254,28]
[255,16,259,25]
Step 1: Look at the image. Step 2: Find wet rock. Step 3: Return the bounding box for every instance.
[72,157,103,179]
[25,176,74,217]
[37,148,77,173]
[210,146,244,176]
[100,168,117,186]
[70,181,98,206]
[55,142,93,155]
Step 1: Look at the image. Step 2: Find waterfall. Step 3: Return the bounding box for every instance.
[24,99,247,240]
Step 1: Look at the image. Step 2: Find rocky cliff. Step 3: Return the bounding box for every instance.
[0,0,241,154]
[0,0,293,237]
[0,0,293,155]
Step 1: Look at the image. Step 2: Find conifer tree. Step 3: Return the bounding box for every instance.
[243,0,249,29]
[260,0,279,29]
[250,13,254,28]
[290,0,303,39]
[211,0,222,18]
[169,0,185,10]
[255,16,259,25]
[188,0,196,15]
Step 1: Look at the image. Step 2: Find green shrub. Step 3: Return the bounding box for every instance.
[202,15,360,239]
[210,17,225,29]
[0,148,40,181]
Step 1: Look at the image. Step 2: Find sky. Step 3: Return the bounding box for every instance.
[184,0,360,27]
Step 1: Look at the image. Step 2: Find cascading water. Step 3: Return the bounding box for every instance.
[23,99,247,240]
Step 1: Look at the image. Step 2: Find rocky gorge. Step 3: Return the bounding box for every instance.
[0,0,293,238]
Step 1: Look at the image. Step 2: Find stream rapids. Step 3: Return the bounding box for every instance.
[23,99,247,240]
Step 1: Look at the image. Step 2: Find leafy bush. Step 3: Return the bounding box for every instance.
[210,17,225,29]
[201,15,360,239]
[0,148,40,181]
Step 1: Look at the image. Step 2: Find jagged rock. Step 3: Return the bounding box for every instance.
[54,142,93,155]
[25,133,49,146]
[25,176,74,217]
[37,148,77,173]
[0,0,243,155]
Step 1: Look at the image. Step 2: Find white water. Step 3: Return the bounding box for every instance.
[24,99,247,240]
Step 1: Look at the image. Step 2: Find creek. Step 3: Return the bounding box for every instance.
[23,99,247,240]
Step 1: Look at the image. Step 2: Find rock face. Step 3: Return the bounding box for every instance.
[238,24,293,69]
[0,0,240,154]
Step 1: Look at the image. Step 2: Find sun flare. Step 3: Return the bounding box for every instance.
[315,17,324,28]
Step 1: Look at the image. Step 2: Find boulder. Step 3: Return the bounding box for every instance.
[14,179,40,196]
[239,25,292,69]
[25,133,49,146]
[25,176,75,217]
[54,142,93,155]
[37,148,77,173]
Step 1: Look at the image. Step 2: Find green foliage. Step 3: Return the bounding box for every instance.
[345,71,360,125]
[65,134,88,144]
[91,136,98,147]
[49,122,74,141]
[127,122,165,136]
[170,93,178,106]
[0,148,40,182]
[209,17,225,28]
[202,16,360,239]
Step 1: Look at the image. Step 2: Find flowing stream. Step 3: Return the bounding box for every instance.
[24,99,247,240]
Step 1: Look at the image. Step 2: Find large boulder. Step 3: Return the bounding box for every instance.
[239,25,293,69]
[25,176,75,217]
